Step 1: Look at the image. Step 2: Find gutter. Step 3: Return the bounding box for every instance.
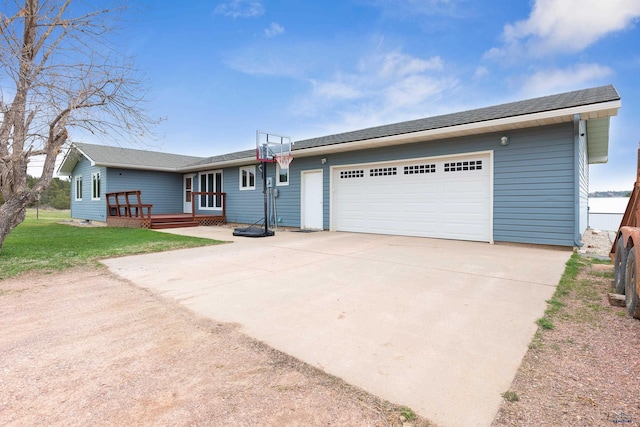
[573,114,584,248]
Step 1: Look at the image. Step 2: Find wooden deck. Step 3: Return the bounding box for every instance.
[106,190,226,229]
[107,213,226,229]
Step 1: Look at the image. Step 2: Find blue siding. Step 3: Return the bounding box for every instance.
[224,122,578,246]
[70,158,107,221]
[493,125,575,246]
[223,159,322,227]
[71,162,184,220]
[68,121,582,246]
[223,163,275,224]
[107,168,183,214]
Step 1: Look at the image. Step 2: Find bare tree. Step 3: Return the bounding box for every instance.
[0,0,154,253]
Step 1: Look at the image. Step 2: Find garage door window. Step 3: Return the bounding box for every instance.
[404,164,436,174]
[444,160,482,172]
[340,170,364,179]
[370,167,397,177]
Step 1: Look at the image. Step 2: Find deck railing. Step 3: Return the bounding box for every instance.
[106,190,153,219]
[190,192,226,220]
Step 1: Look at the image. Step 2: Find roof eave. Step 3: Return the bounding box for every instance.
[292,100,621,158]
[178,157,259,172]
[94,163,187,172]
[586,116,613,164]
[57,146,85,176]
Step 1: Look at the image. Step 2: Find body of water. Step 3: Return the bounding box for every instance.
[588,197,629,231]
[588,197,630,214]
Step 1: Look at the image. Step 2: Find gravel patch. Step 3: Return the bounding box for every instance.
[580,228,615,258]
[492,231,640,426]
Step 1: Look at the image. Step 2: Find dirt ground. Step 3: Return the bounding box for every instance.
[493,230,640,426]
[3,229,639,426]
[0,268,430,427]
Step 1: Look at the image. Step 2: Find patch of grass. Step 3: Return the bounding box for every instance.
[530,253,616,346]
[0,209,223,279]
[28,208,71,221]
[400,406,417,421]
[590,257,613,265]
[554,254,587,298]
[529,330,543,349]
[575,278,602,301]
[545,298,566,316]
[592,270,615,280]
[533,256,588,331]
[536,317,554,330]
[501,391,520,402]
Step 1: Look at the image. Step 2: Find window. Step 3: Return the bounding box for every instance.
[444,160,482,172]
[239,166,256,190]
[276,164,289,186]
[91,172,101,200]
[75,175,83,201]
[370,167,397,177]
[200,170,223,209]
[340,170,364,179]
[404,164,436,174]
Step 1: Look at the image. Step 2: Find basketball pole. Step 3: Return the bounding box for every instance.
[262,160,270,236]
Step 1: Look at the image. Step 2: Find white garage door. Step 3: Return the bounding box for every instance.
[332,153,491,242]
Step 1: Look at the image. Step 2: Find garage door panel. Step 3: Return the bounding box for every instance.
[333,153,491,242]
[441,202,487,213]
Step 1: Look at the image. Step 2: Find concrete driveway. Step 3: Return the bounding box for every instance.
[102,228,571,427]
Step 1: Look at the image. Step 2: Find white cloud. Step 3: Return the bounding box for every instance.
[365,0,462,17]
[519,63,613,97]
[379,52,443,77]
[473,66,488,79]
[226,55,300,77]
[384,74,455,109]
[491,0,640,57]
[291,50,457,133]
[264,22,284,38]
[214,0,264,18]
[312,80,361,100]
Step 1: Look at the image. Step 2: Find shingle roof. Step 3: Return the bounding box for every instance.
[74,142,204,169]
[187,148,256,168]
[292,84,620,150]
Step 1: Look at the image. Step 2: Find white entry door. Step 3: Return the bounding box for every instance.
[183,174,193,214]
[301,170,323,230]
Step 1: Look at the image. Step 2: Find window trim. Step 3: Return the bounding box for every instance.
[276,163,289,186]
[91,171,101,200]
[75,175,83,201]
[239,165,256,191]
[199,170,223,210]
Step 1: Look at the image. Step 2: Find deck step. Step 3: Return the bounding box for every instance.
[150,221,199,229]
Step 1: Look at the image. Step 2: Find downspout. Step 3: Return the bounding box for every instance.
[573,114,583,248]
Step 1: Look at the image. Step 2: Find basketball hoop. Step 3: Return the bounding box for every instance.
[275,153,293,170]
[256,131,293,163]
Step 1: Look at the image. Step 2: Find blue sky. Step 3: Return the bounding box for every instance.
[78,0,640,191]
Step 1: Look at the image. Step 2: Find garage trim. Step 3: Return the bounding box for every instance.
[329,150,494,243]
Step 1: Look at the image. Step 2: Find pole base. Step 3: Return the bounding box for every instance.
[233,227,275,238]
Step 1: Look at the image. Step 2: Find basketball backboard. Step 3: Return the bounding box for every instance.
[256,131,293,163]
